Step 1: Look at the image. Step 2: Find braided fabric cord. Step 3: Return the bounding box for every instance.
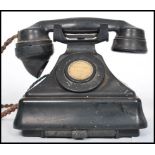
[1,104,18,118]
[1,34,18,118]
[1,104,14,108]
[1,34,18,53]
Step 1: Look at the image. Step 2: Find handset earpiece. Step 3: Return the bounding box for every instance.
[112,28,147,53]
[15,28,53,78]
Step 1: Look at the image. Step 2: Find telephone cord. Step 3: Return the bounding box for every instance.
[1,34,18,118]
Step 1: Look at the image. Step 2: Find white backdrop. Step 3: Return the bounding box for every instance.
[1,11,154,143]
[0,1,155,10]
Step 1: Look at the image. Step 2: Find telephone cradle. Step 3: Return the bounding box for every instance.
[13,18,147,139]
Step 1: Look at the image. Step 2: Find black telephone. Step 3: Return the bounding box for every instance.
[3,18,147,139]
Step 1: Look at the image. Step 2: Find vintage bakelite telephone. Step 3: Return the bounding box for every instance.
[2,18,147,139]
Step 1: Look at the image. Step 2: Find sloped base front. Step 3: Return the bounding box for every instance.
[14,97,147,139]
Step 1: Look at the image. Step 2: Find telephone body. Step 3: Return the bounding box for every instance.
[12,18,147,139]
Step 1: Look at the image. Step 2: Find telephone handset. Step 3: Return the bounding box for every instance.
[16,17,147,78]
[2,18,147,139]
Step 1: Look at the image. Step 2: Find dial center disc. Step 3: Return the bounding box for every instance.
[67,60,94,81]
